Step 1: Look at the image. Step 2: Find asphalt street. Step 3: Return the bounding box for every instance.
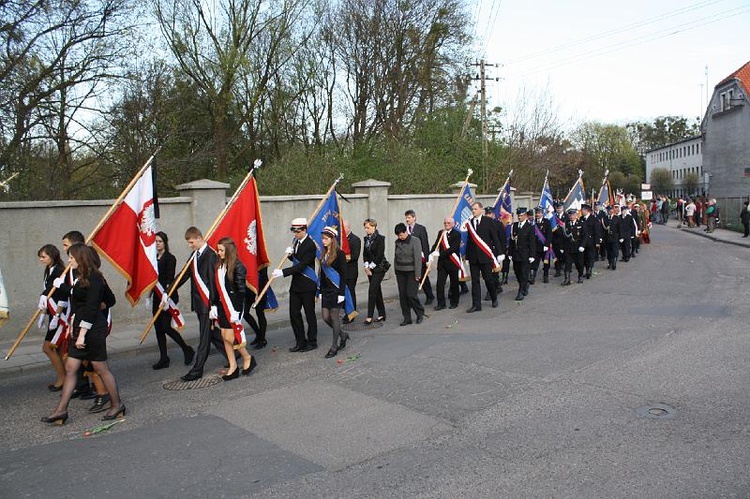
[1,224,749,498]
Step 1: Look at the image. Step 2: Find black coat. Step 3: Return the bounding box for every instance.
[532,217,552,257]
[602,215,621,241]
[465,216,501,265]
[152,251,179,313]
[212,260,246,312]
[409,223,430,257]
[70,273,113,331]
[178,244,217,314]
[319,249,347,297]
[561,219,587,253]
[581,214,602,247]
[509,220,537,261]
[283,235,318,293]
[363,231,387,272]
[346,232,361,281]
[430,228,461,269]
[620,214,635,239]
[42,264,67,304]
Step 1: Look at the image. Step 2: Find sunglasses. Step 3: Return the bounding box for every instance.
[290,227,305,233]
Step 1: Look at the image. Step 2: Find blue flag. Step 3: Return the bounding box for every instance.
[451,182,475,257]
[307,188,357,319]
[597,180,613,207]
[539,179,557,230]
[563,177,586,212]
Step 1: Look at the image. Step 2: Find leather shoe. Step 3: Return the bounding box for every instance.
[466,306,481,313]
[152,358,170,370]
[299,344,316,352]
[492,300,499,308]
[289,345,303,352]
[434,305,446,311]
[425,297,434,305]
[325,348,338,358]
[399,319,413,326]
[180,373,201,382]
[253,340,267,350]
[416,316,424,324]
[448,304,458,309]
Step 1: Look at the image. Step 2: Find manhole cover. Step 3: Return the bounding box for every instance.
[343,321,384,332]
[163,375,223,391]
[635,403,678,419]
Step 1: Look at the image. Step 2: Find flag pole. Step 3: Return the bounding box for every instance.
[491,169,514,210]
[420,169,473,289]
[5,149,161,360]
[138,159,263,344]
[252,174,344,308]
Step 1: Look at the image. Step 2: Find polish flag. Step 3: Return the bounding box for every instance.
[92,164,159,305]
[207,177,269,294]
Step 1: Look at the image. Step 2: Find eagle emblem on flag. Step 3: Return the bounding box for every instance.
[244,220,258,255]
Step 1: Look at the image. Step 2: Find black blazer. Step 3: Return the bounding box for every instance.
[581,214,602,246]
[410,223,430,257]
[532,218,552,255]
[465,216,501,265]
[346,232,361,281]
[178,245,217,313]
[430,228,461,268]
[42,264,67,304]
[152,252,179,313]
[212,260,246,312]
[283,236,318,293]
[509,221,536,261]
[319,249,347,296]
[363,231,386,272]
[70,273,111,331]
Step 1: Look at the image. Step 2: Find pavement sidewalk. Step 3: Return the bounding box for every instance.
[663,219,750,248]
[0,275,403,379]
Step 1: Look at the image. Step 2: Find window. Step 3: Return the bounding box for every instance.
[720,92,727,111]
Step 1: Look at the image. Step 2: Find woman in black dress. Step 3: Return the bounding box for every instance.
[152,231,195,370]
[42,243,124,425]
[37,244,66,391]
[362,218,387,324]
[212,237,256,381]
[319,227,349,358]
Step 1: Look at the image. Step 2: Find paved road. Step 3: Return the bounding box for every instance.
[1,224,749,498]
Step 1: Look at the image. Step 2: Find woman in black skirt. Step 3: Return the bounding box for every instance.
[42,243,124,425]
[319,226,349,358]
[37,244,66,391]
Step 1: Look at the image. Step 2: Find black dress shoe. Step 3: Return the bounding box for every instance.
[47,383,63,392]
[41,412,68,425]
[434,305,446,311]
[253,340,267,350]
[181,373,201,382]
[152,358,170,370]
[89,394,111,413]
[399,319,413,326]
[222,367,240,381]
[183,347,195,366]
[308,343,318,350]
[492,300,499,308]
[514,293,524,301]
[416,316,424,324]
[425,297,434,305]
[242,356,258,375]
[299,344,315,352]
[466,306,481,313]
[249,337,259,346]
[289,345,303,352]
[325,348,338,358]
[448,304,458,309]
[101,404,126,421]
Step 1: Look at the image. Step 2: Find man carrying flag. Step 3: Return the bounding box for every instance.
[465,202,503,312]
[428,216,462,310]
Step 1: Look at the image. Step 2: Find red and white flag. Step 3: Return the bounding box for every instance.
[92,164,159,305]
[207,177,269,294]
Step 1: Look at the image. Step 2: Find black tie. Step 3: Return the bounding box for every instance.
[293,240,299,254]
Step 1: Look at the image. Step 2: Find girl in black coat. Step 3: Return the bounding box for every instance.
[319,227,350,358]
[152,232,195,370]
[362,218,387,323]
[212,237,256,381]
[37,244,66,391]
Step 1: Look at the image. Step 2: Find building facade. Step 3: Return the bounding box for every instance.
[645,135,704,198]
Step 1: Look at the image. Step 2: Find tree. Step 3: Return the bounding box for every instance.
[649,168,674,194]
[684,172,700,196]
[627,116,701,155]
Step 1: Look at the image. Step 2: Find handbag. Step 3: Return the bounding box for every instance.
[378,259,391,271]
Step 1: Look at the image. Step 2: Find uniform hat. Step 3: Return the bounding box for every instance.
[516,207,527,215]
[581,203,592,211]
[534,206,544,213]
[527,208,535,216]
[566,208,578,215]
[484,206,494,214]
[290,217,307,231]
[606,205,613,211]
[322,226,338,238]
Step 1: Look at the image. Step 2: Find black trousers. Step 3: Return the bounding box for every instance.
[744,222,750,237]
[366,271,386,319]
[513,258,530,288]
[154,311,190,361]
[584,244,597,272]
[396,270,424,321]
[620,239,632,260]
[436,264,459,307]
[564,251,584,275]
[469,261,496,307]
[243,290,267,341]
[186,312,225,377]
[289,290,317,347]
[420,263,434,300]
[606,241,620,266]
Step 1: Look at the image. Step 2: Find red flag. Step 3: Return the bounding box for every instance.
[92,165,159,305]
[207,177,269,294]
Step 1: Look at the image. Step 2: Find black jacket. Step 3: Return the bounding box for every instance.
[465,216,501,265]
[283,236,318,293]
[363,231,387,272]
[319,249,347,296]
[409,223,430,258]
[70,273,114,331]
[509,221,537,261]
[152,251,179,313]
[430,228,461,269]
[178,244,217,313]
[212,260,246,312]
[346,232,361,281]
[532,217,552,257]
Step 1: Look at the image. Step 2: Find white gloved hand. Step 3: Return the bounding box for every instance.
[38,295,48,311]
[528,257,535,263]
[337,295,345,304]
[53,277,65,288]
[427,255,434,265]
[498,254,506,262]
[619,238,624,243]
[543,246,549,252]
[209,306,218,320]
[49,316,59,330]
[272,268,284,278]
[160,293,170,307]
[559,249,565,254]
[578,246,585,253]
[431,251,439,259]
[285,246,293,255]
[369,262,377,269]
[230,311,240,323]
[363,261,371,268]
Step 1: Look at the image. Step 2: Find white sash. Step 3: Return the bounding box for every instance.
[216,265,246,348]
[465,219,500,268]
[192,253,210,307]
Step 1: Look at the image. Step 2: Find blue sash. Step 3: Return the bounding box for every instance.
[292,257,318,285]
[321,261,358,321]
[533,224,547,244]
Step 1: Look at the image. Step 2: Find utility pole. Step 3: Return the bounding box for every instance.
[469,60,500,193]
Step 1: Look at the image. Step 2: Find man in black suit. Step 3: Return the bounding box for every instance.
[620,206,634,262]
[531,206,552,284]
[602,205,621,270]
[429,216,462,310]
[272,218,318,352]
[580,203,602,279]
[465,202,503,312]
[551,203,568,278]
[343,220,361,323]
[509,208,536,301]
[177,226,226,381]
[405,210,434,305]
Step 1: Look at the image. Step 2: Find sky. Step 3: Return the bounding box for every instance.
[472,0,750,126]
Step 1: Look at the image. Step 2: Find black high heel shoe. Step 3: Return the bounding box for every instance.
[102,405,126,421]
[253,340,267,350]
[325,348,338,359]
[222,367,240,381]
[89,394,111,413]
[241,356,258,376]
[41,412,68,425]
[338,333,350,351]
[152,358,170,370]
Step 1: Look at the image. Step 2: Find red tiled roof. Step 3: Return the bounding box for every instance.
[716,60,750,95]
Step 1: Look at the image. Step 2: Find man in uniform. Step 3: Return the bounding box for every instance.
[530,206,552,284]
[631,203,642,257]
[602,205,621,270]
[561,208,587,285]
[551,203,567,278]
[465,202,503,312]
[272,218,318,352]
[509,207,536,301]
[405,210,434,305]
[619,205,634,262]
[595,202,608,262]
[429,216,462,310]
[580,203,601,279]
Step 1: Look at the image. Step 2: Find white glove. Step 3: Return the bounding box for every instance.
[337,295,345,304]
[53,277,65,288]
[160,293,169,308]
[285,246,293,255]
[508,256,513,262]
[37,315,45,329]
[559,249,565,254]
[49,316,59,330]
[543,246,549,252]
[498,254,506,262]
[363,261,371,268]
[209,306,218,320]
[619,238,624,243]
[369,262,377,269]
[528,257,535,263]
[431,251,439,259]
[578,246,584,253]
[230,311,240,323]
[427,254,434,265]
[38,295,48,311]
[272,268,284,278]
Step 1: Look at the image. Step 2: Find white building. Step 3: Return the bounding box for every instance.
[645,135,705,198]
